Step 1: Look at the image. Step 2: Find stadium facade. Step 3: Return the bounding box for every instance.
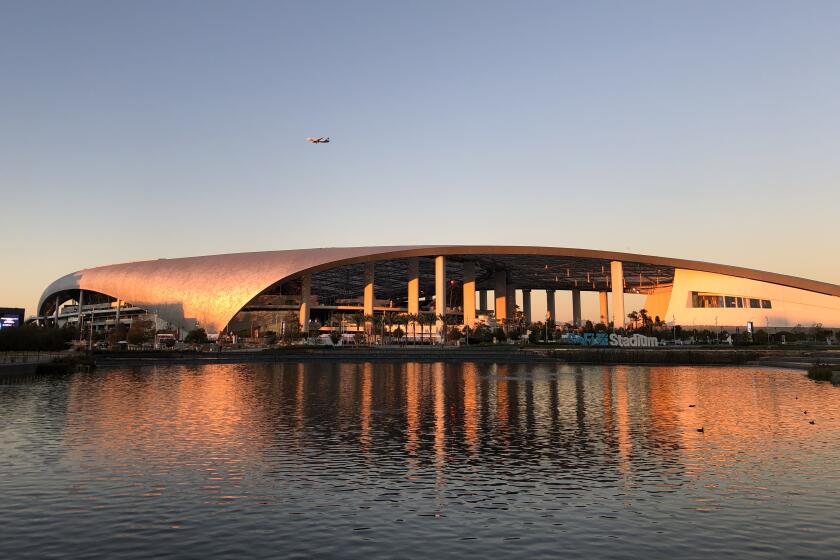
[37,246,840,337]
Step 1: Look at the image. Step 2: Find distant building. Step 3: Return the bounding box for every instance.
[36,246,840,336]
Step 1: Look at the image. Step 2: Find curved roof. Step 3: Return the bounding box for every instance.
[39,245,840,333]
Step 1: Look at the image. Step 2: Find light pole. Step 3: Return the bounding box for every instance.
[672,314,676,343]
[765,316,770,347]
[88,308,94,352]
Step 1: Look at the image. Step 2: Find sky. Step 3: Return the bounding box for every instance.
[1,1,839,322]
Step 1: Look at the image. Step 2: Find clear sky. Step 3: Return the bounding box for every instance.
[2,1,839,321]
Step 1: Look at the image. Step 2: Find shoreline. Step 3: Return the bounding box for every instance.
[89,346,839,369]
[3,346,837,377]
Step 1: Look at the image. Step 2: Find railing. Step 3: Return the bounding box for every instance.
[0,352,68,365]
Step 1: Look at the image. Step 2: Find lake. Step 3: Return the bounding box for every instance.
[1,362,838,559]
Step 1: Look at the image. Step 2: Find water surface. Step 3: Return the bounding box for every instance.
[1,362,838,559]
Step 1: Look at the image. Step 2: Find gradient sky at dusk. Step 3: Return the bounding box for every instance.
[2,1,839,321]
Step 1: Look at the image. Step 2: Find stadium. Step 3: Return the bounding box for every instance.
[36,246,840,339]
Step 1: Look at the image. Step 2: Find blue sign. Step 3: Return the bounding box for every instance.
[564,332,610,346]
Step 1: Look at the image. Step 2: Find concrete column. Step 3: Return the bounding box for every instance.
[462,261,476,327]
[506,285,516,321]
[522,289,532,325]
[77,289,84,336]
[115,299,121,330]
[599,292,610,326]
[364,263,375,317]
[478,290,487,313]
[572,289,582,327]
[611,261,625,328]
[435,256,446,335]
[494,270,508,322]
[407,258,419,315]
[546,289,556,324]
[299,273,312,332]
[54,295,60,327]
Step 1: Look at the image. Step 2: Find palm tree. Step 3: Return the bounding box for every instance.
[364,314,376,342]
[329,313,344,334]
[405,313,418,344]
[351,312,365,337]
[627,311,640,330]
[383,312,396,344]
[415,313,425,344]
[424,311,437,344]
[639,308,651,333]
[419,312,431,345]
[401,314,411,345]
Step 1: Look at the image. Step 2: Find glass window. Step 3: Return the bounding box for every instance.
[724,296,737,308]
[749,299,761,308]
[761,300,772,309]
[736,297,744,308]
[693,294,724,308]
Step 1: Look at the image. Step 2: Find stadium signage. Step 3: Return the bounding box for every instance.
[564,332,659,347]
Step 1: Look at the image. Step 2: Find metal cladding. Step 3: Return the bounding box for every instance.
[39,245,840,333]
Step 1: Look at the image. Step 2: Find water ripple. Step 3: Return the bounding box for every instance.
[0,363,839,559]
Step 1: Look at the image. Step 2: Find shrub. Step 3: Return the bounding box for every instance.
[185,328,208,344]
[493,327,507,343]
[807,364,839,382]
[0,325,74,351]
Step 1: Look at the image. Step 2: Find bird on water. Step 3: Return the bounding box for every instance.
[696,427,705,433]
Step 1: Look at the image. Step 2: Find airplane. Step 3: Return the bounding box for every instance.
[306,137,330,144]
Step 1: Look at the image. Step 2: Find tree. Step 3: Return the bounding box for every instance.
[283,311,301,342]
[127,319,154,345]
[424,312,437,344]
[437,314,447,344]
[329,331,342,345]
[364,314,377,342]
[528,322,544,343]
[639,308,651,331]
[405,313,418,344]
[350,313,366,337]
[384,312,396,343]
[0,325,74,352]
[185,328,208,344]
[394,314,409,344]
[493,327,507,343]
[329,314,344,334]
[416,313,428,344]
[108,324,128,346]
[627,311,640,329]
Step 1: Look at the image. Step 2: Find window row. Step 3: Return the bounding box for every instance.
[691,292,772,309]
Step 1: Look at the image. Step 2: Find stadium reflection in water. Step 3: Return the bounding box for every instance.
[1,363,839,559]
